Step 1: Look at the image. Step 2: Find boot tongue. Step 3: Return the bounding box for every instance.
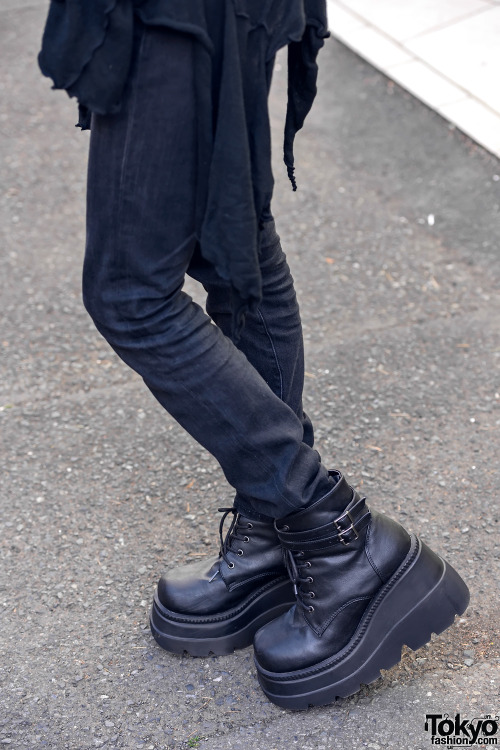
[276,472,355,533]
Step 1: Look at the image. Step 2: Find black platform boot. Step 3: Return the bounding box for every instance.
[150,508,295,656]
[253,471,470,709]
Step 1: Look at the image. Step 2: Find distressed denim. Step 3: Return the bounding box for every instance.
[82,22,335,520]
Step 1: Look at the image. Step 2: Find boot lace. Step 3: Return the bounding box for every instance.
[283,548,315,613]
[217,507,253,569]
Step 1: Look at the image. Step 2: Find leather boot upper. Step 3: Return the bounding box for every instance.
[157,510,288,617]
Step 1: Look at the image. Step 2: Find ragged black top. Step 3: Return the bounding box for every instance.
[39,0,329,333]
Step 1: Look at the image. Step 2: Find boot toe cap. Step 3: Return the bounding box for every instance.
[254,607,321,673]
[156,557,221,615]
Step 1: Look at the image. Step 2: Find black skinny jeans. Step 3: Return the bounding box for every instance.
[83,22,336,520]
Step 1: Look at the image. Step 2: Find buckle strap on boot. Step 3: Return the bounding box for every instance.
[333,496,367,545]
[276,493,371,551]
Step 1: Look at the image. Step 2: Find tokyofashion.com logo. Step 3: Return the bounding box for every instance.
[425,714,499,746]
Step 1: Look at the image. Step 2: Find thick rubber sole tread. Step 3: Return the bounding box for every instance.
[255,537,470,709]
[150,577,295,657]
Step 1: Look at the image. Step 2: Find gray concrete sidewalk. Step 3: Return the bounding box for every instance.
[327,0,500,158]
[1,3,499,750]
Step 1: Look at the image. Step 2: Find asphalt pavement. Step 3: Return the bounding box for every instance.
[1,3,499,749]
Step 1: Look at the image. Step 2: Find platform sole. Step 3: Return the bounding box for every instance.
[255,536,470,709]
[150,576,295,657]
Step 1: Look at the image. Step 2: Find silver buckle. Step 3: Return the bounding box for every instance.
[334,510,359,546]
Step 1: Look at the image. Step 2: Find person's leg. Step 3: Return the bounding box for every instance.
[188,218,316,520]
[83,22,335,523]
[153,219,321,655]
[82,21,331,654]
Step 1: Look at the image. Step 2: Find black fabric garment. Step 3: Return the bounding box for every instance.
[38,0,329,334]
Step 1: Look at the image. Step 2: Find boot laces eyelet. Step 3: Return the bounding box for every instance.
[297,551,304,557]
[309,592,315,598]
[243,536,250,543]
[305,561,312,568]
[308,605,315,613]
[237,549,244,556]
[247,523,253,530]
[307,576,314,583]
[227,562,235,569]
